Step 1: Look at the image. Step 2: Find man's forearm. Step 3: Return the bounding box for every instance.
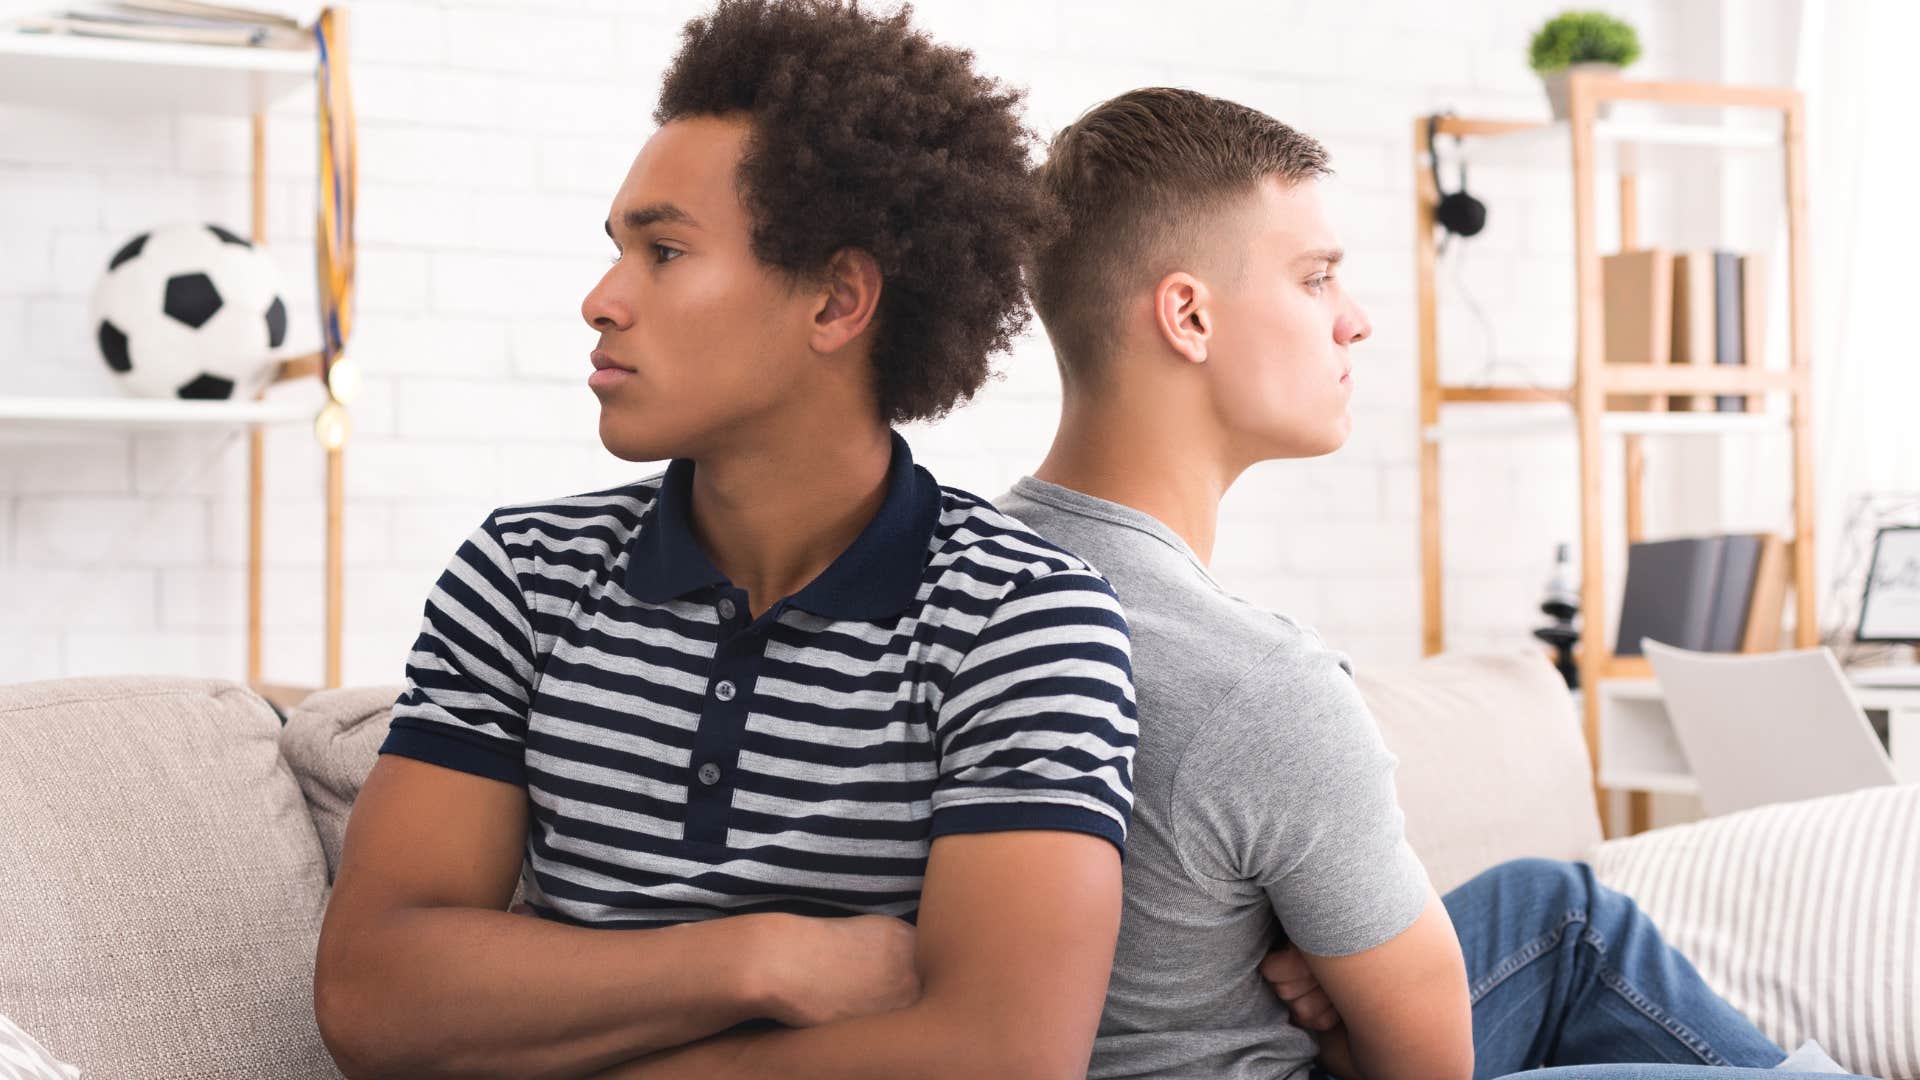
[1313,1023,1365,1080]
[317,906,779,1080]
[587,992,1083,1080]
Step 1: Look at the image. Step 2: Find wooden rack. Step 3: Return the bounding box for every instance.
[0,20,354,690]
[1413,71,1818,833]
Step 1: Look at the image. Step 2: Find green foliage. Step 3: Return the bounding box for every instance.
[1529,10,1641,74]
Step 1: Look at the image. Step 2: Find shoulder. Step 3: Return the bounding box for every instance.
[481,473,665,566]
[1175,616,1385,786]
[927,484,1120,605]
[489,473,663,541]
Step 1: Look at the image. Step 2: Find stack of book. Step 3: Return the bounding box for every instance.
[1615,533,1792,656]
[1601,247,1767,413]
[14,1,316,49]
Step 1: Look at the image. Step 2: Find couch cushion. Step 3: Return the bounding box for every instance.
[279,684,405,882]
[0,676,340,1079]
[293,657,1605,902]
[1356,650,1604,894]
[284,684,534,912]
[1591,783,1920,1080]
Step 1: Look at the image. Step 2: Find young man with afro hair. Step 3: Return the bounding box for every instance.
[313,3,1138,1078]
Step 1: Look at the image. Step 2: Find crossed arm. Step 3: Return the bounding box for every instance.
[585,827,1123,1080]
[314,756,1122,1080]
[1262,890,1474,1080]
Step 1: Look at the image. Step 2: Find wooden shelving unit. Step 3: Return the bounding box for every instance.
[0,20,353,689]
[1414,71,1818,834]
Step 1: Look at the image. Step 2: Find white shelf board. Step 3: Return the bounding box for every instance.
[1596,767,1702,797]
[1447,117,1781,168]
[1424,404,1786,442]
[0,394,314,437]
[1598,677,1663,701]
[0,30,314,116]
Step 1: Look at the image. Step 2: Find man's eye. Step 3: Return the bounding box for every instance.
[1307,274,1330,291]
[654,244,683,265]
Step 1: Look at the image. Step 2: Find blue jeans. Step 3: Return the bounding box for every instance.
[1437,858,1869,1080]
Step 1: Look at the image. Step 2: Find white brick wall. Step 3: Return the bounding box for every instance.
[1,0,1706,687]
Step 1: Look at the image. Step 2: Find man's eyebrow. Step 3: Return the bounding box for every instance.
[604,203,700,239]
[1295,247,1345,268]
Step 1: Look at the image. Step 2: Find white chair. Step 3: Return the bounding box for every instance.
[1641,640,1899,817]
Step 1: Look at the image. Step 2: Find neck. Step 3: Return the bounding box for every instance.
[1031,384,1239,565]
[684,410,893,619]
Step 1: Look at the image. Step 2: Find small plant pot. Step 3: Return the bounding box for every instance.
[1539,61,1621,121]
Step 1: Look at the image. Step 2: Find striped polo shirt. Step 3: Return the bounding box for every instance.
[379,431,1138,927]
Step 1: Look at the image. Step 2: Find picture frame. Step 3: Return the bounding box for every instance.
[1855,525,1920,644]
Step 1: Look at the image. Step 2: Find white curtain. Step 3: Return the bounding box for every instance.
[1799,0,1920,632]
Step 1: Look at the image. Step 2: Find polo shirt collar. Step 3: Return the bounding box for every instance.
[624,430,941,621]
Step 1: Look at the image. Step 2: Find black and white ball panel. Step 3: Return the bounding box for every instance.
[87,223,288,400]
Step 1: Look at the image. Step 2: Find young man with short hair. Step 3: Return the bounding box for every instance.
[998,87,1858,1080]
[313,4,1136,1078]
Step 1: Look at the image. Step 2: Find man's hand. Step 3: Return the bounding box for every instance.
[756,914,921,1027]
[510,904,921,1029]
[1260,944,1341,1033]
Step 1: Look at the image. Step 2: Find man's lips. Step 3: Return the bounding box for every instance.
[589,351,635,391]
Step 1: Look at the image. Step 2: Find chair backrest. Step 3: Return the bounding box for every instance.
[1642,640,1898,817]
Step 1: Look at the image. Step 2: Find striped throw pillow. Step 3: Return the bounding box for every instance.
[1590,784,1920,1080]
[0,1014,79,1080]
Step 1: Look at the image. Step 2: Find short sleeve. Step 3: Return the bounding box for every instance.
[379,512,539,787]
[928,569,1139,854]
[1171,632,1431,957]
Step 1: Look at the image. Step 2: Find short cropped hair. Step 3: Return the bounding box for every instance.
[656,0,1055,425]
[1030,88,1333,385]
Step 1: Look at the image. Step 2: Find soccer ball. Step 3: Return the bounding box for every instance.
[88,223,289,400]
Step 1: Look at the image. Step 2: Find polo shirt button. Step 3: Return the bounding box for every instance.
[718,598,736,620]
[714,679,737,702]
[697,762,722,786]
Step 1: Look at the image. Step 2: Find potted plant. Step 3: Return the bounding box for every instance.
[1529,10,1642,121]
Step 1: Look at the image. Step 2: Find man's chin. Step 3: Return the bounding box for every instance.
[598,419,681,465]
[1242,416,1350,461]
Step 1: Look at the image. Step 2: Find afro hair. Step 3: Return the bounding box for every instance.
[656,0,1056,425]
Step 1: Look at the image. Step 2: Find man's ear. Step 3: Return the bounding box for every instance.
[1153,271,1212,365]
[809,247,883,355]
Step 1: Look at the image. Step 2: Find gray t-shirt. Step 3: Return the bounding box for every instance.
[997,477,1431,1080]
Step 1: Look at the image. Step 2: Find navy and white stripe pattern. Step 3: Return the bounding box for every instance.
[380,432,1137,927]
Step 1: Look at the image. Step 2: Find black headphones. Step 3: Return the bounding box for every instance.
[1427,114,1486,247]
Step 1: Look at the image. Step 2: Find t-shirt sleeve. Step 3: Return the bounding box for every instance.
[1171,627,1431,957]
[928,569,1139,854]
[378,512,539,787]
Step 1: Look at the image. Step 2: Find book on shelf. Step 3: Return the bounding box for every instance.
[1615,532,1787,656]
[1713,252,1743,411]
[1704,533,1763,652]
[1609,248,1771,415]
[1601,248,1672,412]
[119,0,310,28]
[12,1,315,48]
[1741,535,1792,652]
[1713,252,1767,413]
[1670,251,1718,412]
[1743,255,1767,408]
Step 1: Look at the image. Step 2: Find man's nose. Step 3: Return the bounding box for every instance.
[1339,306,1371,346]
[582,271,631,331]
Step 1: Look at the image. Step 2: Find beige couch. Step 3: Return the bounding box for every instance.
[0,651,1908,1079]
